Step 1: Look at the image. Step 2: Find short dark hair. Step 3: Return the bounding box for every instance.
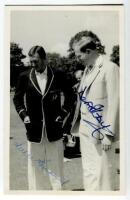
[28,46,46,59]
[69,30,105,54]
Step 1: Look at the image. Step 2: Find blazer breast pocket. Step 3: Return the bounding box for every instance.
[49,89,61,101]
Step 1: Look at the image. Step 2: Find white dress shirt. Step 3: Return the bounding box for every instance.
[35,67,47,95]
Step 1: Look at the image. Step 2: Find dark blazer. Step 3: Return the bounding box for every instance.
[13,66,74,143]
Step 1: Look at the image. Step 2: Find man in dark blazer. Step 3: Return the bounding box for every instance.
[13,45,74,190]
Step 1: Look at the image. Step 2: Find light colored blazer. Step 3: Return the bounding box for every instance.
[72,55,119,142]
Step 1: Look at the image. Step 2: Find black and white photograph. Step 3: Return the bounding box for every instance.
[4,5,124,194]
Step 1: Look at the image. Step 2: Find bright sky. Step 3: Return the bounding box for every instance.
[11,8,119,59]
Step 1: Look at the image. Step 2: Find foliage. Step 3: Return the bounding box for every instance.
[10,42,26,88]
[10,43,26,64]
[10,44,85,89]
[46,52,85,84]
[47,52,84,73]
[110,45,119,66]
[47,52,62,71]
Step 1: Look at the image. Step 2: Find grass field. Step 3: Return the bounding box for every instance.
[10,92,119,191]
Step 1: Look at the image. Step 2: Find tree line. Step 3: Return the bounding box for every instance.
[10,42,119,90]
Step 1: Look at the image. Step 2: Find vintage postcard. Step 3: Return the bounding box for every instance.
[4,4,124,195]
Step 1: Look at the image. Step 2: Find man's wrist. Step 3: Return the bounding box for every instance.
[19,109,27,121]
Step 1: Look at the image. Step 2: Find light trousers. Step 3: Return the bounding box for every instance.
[79,130,118,191]
[27,137,64,190]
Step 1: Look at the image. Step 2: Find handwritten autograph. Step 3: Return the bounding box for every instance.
[78,87,114,140]
[13,140,69,186]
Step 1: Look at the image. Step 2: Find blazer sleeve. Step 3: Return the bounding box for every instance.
[60,72,76,133]
[13,72,28,121]
[61,73,75,114]
[105,63,119,137]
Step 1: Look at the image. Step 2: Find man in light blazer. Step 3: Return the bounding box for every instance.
[13,45,74,190]
[69,30,119,191]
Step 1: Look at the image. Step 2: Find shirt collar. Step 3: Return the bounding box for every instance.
[35,66,47,76]
[85,55,103,75]
[94,54,103,69]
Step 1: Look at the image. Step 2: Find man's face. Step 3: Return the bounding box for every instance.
[72,36,97,66]
[75,70,83,82]
[29,53,46,73]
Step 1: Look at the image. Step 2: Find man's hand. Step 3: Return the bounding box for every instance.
[101,135,113,151]
[24,116,30,124]
[55,116,63,122]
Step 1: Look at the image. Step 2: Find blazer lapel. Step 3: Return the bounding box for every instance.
[72,55,103,131]
[85,66,100,92]
[79,55,103,93]
[29,67,54,97]
[29,68,42,95]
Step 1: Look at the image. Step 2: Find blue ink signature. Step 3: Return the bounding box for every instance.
[78,87,114,140]
[13,140,69,185]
